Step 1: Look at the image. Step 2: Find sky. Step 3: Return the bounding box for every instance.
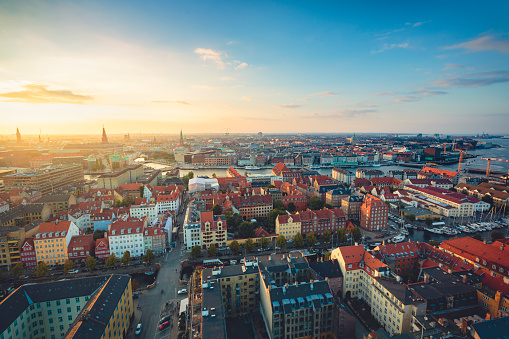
[0,0,508,135]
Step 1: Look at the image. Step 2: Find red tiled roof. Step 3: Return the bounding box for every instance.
[420,167,458,179]
[36,221,74,238]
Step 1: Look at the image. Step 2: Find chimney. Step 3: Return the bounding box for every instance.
[461,317,468,335]
[485,313,491,320]
[501,243,505,251]
[462,275,467,284]
[483,240,487,245]
[424,274,429,284]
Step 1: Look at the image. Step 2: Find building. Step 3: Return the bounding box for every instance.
[34,221,81,265]
[0,203,51,227]
[360,194,389,231]
[455,182,509,208]
[0,226,27,271]
[107,218,146,258]
[183,202,202,250]
[36,194,77,214]
[332,168,355,185]
[20,238,37,269]
[129,202,159,222]
[67,234,95,263]
[325,187,351,208]
[309,260,343,298]
[95,238,110,260]
[200,211,227,249]
[402,178,453,189]
[143,226,167,254]
[96,165,144,189]
[231,195,273,220]
[373,241,420,276]
[275,214,302,240]
[341,195,363,220]
[3,165,84,195]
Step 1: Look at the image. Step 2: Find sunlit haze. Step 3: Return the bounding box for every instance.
[1,1,508,135]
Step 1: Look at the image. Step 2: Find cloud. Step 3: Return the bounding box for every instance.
[416,89,448,96]
[445,35,509,54]
[227,41,235,45]
[431,70,509,88]
[442,63,467,70]
[310,91,337,97]
[220,77,235,81]
[309,109,377,119]
[412,21,430,27]
[392,96,420,103]
[152,100,190,105]
[194,48,228,68]
[241,96,252,101]
[297,98,309,102]
[273,104,301,109]
[0,84,93,104]
[372,91,398,96]
[372,43,409,54]
[192,85,219,90]
[235,62,249,70]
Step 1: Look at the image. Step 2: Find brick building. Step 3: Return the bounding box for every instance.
[20,238,37,269]
[68,234,95,263]
[360,194,389,231]
[95,238,110,260]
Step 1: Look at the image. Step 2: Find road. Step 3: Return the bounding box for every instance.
[129,193,190,339]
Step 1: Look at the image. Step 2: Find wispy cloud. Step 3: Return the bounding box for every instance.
[152,100,190,105]
[372,91,398,96]
[0,84,93,104]
[194,48,227,68]
[310,91,337,97]
[309,109,377,119]
[220,77,235,81]
[241,96,252,101]
[445,35,509,54]
[442,63,468,70]
[192,85,219,91]
[227,41,235,45]
[431,70,509,87]
[415,89,448,96]
[273,104,301,109]
[297,98,309,102]
[372,43,409,54]
[234,62,249,70]
[392,96,420,103]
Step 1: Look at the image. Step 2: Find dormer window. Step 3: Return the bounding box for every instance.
[136,227,140,232]
[128,228,132,234]
[145,230,148,235]
[121,229,125,234]
[112,230,116,235]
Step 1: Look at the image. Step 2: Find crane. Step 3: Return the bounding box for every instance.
[481,157,509,179]
[455,148,467,174]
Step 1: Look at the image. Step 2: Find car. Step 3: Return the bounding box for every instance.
[135,323,142,335]
[159,315,171,324]
[69,269,79,274]
[19,275,29,279]
[159,321,170,330]
[177,289,187,295]
[133,294,139,299]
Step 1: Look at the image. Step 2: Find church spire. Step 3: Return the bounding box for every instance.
[102,125,109,144]
[16,126,21,144]
[180,129,183,146]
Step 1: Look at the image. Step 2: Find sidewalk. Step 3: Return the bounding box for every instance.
[127,299,143,339]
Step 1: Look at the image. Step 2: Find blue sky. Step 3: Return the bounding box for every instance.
[0,0,508,135]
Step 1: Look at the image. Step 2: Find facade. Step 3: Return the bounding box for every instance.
[183,202,202,249]
[0,226,26,271]
[231,195,273,220]
[332,167,355,185]
[95,238,110,260]
[143,226,167,254]
[0,203,51,227]
[20,238,37,269]
[107,219,145,258]
[34,221,81,265]
[67,234,95,263]
[275,214,302,240]
[360,194,389,231]
[200,211,227,249]
[36,194,77,214]
[340,195,363,220]
[96,165,144,189]
[129,203,159,222]
[373,241,420,276]
[325,187,351,208]
[3,165,84,195]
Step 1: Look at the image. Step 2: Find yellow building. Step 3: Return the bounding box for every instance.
[36,194,77,214]
[275,214,301,240]
[0,226,27,271]
[34,221,81,265]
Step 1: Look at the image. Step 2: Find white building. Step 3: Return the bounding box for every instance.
[183,203,201,249]
[130,203,159,222]
[188,177,219,194]
[68,210,91,232]
[156,192,180,214]
[108,218,147,258]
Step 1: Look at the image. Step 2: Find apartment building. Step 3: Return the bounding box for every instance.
[3,165,84,195]
[276,207,347,239]
[20,238,37,269]
[275,214,301,240]
[34,221,81,265]
[143,226,167,254]
[155,190,181,214]
[420,167,459,185]
[67,234,95,263]
[130,202,159,222]
[230,195,273,220]
[373,241,420,276]
[120,183,152,200]
[325,187,351,208]
[258,252,311,287]
[332,167,355,185]
[455,182,509,208]
[107,218,147,258]
[360,194,389,231]
[95,238,110,260]
[341,195,363,220]
[36,194,77,214]
[0,203,51,227]
[183,202,202,249]
[200,211,227,249]
[0,226,26,271]
[96,164,144,189]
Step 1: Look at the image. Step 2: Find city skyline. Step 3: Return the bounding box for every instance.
[1,1,508,135]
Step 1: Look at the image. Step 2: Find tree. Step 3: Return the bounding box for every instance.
[294,232,305,247]
[182,171,195,187]
[35,261,49,277]
[211,204,222,216]
[306,231,317,246]
[121,251,131,265]
[208,244,218,257]
[267,184,276,188]
[276,235,287,249]
[424,217,433,227]
[351,227,362,242]
[11,262,24,279]
[472,234,483,241]
[238,221,255,238]
[268,209,287,231]
[225,211,243,232]
[322,230,332,243]
[229,241,241,255]
[191,245,202,259]
[273,200,284,210]
[308,196,324,210]
[105,253,118,267]
[245,239,254,252]
[324,203,333,209]
[260,236,270,249]
[337,228,347,244]
[428,240,441,247]
[492,230,504,242]
[212,173,217,178]
[138,184,145,198]
[287,202,297,213]
[407,214,416,222]
[63,260,75,274]
[85,256,97,270]
[143,249,155,263]
[324,251,331,261]
[93,230,105,240]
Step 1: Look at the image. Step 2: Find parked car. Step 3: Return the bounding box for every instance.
[135,323,142,335]
[158,321,170,331]
[69,269,79,274]
[177,289,187,295]
[159,315,171,324]
[133,294,139,299]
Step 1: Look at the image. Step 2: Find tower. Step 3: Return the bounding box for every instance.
[102,125,109,144]
[39,129,42,143]
[16,127,21,144]
[180,129,183,146]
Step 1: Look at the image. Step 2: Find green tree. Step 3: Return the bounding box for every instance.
[424,217,433,227]
[294,232,305,247]
[212,173,217,178]
[229,241,241,255]
[322,230,332,243]
[287,202,297,213]
[105,253,118,267]
[63,260,75,274]
[324,251,331,261]
[11,262,24,279]
[225,211,243,232]
[245,238,254,252]
[85,256,97,270]
[191,245,202,259]
[337,228,347,244]
[35,261,49,277]
[308,196,324,210]
[143,249,155,263]
[306,231,317,246]
[407,214,416,222]
[276,235,287,249]
[351,227,362,242]
[138,184,145,198]
[273,200,284,210]
[259,236,270,249]
[266,184,276,188]
[428,240,441,247]
[324,203,333,209]
[121,251,131,265]
[211,204,222,216]
[208,244,218,257]
[182,171,195,187]
[93,230,105,240]
[472,234,483,241]
[238,221,255,238]
[492,230,504,242]
[268,209,287,231]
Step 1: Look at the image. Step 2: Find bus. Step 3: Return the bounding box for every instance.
[202,259,224,268]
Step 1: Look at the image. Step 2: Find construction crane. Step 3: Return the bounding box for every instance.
[455,148,467,174]
[481,157,509,179]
